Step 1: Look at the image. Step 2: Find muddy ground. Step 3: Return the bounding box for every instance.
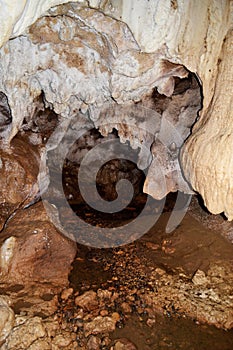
[0,195,233,349]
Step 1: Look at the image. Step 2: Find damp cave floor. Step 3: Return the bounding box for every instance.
[1,194,233,349]
[62,197,233,350]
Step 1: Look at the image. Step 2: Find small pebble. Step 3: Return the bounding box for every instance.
[100,309,109,316]
[121,302,132,314]
[87,335,101,350]
[61,288,74,301]
[111,312,121,322]
[112,338,138,350]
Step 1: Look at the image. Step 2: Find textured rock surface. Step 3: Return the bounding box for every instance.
[181,28,233,219]
[0,0,231,217]
[92,0,231,120]
[0,5,189,141]
[0,0,83,47]
[61,128,145,203]
[74,290,98,311]
[143,262,233,330]
[5,316,46,350]
[1,213,233,348]
[0,4,201,204]
[0,2,231,348]
[84,315,118,336]
[87,335,101,350]
[0,297,15,343]
[112,338,138,350]
[0,202,77,285]
[1,314,80,349]
[0,135,40,231]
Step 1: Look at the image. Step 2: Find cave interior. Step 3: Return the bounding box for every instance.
[0,2,232,350]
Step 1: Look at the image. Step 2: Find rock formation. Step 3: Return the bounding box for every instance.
[0,2,201,208]
[0,0,231,220]
[0,1,232,344]
[0,201,77,285]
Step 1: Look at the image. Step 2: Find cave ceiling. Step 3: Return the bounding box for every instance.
[0,0,232,220]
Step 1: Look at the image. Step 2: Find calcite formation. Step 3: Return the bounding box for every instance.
[0,4,201,209]
[0,2,232,342]
[0,0,79,48]
[0,0,231,219]
[181,29,233,219]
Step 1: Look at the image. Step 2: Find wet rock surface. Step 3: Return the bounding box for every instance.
[0,201,77,285]
[0,135,40,231]
[0,2,231,349]
[58,208,233,347]
[111,338,137,350]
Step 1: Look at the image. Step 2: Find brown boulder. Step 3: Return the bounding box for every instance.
[0,202,77,286]
[0,135,40,231]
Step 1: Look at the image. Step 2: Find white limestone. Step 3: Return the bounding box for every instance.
[0,0,232,218]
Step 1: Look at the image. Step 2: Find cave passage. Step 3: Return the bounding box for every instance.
[62,127,161,227]
[0,2,232,349]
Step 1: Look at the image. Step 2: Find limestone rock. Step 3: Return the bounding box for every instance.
[0,135,40,231]
[0,0,232,218]
[112,338,138,350]
[27,339,51,350]
[5,316,46,350]
[0,202,77,285]
[181,29,233,219]
[0,0,83,48]
[0,3,201,207]
[87,335,101,350]
[0,6,189,143]
[60,288,74,301]
[192,270,209,286]
[0,237,16,276]
[120,302,132,314]
[51,333,73,348]
[74,290,98,311]
[84,315,117,336]
[0,297,15,343]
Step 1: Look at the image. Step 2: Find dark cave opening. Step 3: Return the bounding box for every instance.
[61,126,189,231]
[62,127,149,228]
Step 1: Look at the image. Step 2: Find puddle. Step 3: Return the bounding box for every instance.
[140,211,233,276]
[112,313,233,350]
[70,245,112,291]
[69,205,233,348]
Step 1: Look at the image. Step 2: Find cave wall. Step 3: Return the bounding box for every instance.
[182,29,233,219]
[0,0,76,47]
[0,3,201,204]
[1,0,230,118]
[0,0,232,219]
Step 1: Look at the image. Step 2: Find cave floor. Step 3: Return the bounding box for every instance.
[65,207,233,349]
[1,198,233,349]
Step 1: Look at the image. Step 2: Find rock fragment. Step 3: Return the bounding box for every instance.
[0,297,15,343]
[112,338,138,350]
[75,290,98,311]
[87,335,101,350]
[84,315,117,336]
